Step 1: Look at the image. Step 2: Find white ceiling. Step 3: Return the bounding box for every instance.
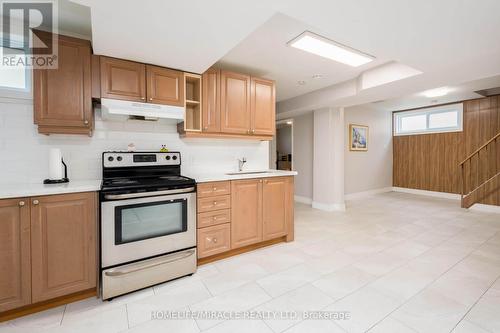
[368,75,500,112]
[70,0,500,109]
[216,13,386,101]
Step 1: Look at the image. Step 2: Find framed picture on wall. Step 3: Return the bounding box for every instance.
[349,124,369,151]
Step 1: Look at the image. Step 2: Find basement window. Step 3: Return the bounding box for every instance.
[0,45,31,99]
[393,103,463,136]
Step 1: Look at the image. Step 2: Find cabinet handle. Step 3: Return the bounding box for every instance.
[213,238,218,243]
[213,187,217,191]
[247,129,250,134]
[259,180,262,183]
[149,98,153,101]
[213,201,217,205]
[213,216,217,220]
[251,129,255,134]
[19,201,25,207]
[84,120,89,125]
[203,126,208,130]
[141,97,145,100]
[32,199,39,205]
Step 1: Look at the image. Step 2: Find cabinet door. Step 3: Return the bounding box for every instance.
[197,223,231,258]
[31,192,96,303]
[0,198,31,312]
[146,65,184,106]
[262,177,289,240]
[33,33,92,132]
[231,179,263,249]
[220,71,251,134]
[251,77,275,136]
[202,68,221,132]
[100,56,146,102]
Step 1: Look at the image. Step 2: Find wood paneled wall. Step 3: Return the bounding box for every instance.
[393,95,500,206]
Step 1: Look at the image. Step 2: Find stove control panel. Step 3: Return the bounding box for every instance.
[103,152,181,168]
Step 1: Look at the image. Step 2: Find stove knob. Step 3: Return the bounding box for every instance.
[108,156,114,162]
[172,155,178,160]
[117,156,123,161]
[166,156,171,160]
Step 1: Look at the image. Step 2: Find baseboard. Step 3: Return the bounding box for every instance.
[392,187,461,200]
[469,203,500,214]
[294,195,312,204]
[312,201,346,212]
[0,288,96,322]
[345,187,393,200]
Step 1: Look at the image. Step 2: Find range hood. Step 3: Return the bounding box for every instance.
[100,98,184,121]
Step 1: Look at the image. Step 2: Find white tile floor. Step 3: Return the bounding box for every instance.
[2,192,500,333]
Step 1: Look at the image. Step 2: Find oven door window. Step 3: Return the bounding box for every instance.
[115,198,187,245]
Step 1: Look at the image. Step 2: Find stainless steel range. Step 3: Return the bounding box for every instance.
[100,151,196,300]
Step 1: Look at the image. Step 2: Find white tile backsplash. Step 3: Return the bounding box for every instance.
[0,101,269,183]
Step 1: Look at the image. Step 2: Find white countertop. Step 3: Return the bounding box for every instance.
[0,180,102,199]
[186,169,298,183]
[0,171,297,199]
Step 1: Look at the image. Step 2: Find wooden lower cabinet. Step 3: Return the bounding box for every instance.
[196,177,294,261]
[262,177,290,240]
[197,224,231,258]
[230,179,263,249]
[0,198,31,312]
[197,195,231,213]
[197,181,230,198]
[0,192,97,315]
[197,209,231,229]
[30,192,97,303]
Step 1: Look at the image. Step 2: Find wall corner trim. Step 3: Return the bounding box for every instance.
[311,201,346,212]
[392,187,461,200]
[294,195,312,205]
[345,187,393,201]
[469,204,500,214]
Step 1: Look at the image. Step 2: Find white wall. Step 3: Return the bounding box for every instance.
[291,113,313,200]
[344,104,393,195]
[312,107,345,211]
[0,99,269,184]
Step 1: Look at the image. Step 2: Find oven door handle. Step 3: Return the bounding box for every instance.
[104,187,195,200]
[104,249,196,277]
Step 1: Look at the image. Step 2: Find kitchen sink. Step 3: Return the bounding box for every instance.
[225,171,271,175]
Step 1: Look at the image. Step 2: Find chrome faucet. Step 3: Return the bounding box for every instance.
[238,157,247,172]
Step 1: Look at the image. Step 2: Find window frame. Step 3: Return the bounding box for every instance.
[0,37,32,100]
[393,103,463,136]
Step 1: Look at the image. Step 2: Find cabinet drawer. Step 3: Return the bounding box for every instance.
[197,209,231,228]
[197,223,231,258]
[197,195,230,213]
[197,181,231,198]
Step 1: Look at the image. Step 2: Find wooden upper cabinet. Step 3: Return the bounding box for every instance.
[251,77,275,136]
[220,71,251,134]
[0,198,31,312]
[146,65,184,106]
[30,192,96,303]
[100,56,146,102]
[262,177,289,240]
[231,179,263,249]
[202,68,221,132]
[33,33,92,135]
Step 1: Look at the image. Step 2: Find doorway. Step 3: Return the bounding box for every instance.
[271,119,293,170]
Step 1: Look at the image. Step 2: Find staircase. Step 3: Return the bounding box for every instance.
[459,131,500,208]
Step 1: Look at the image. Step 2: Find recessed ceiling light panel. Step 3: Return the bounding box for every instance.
[288,31,374,67]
